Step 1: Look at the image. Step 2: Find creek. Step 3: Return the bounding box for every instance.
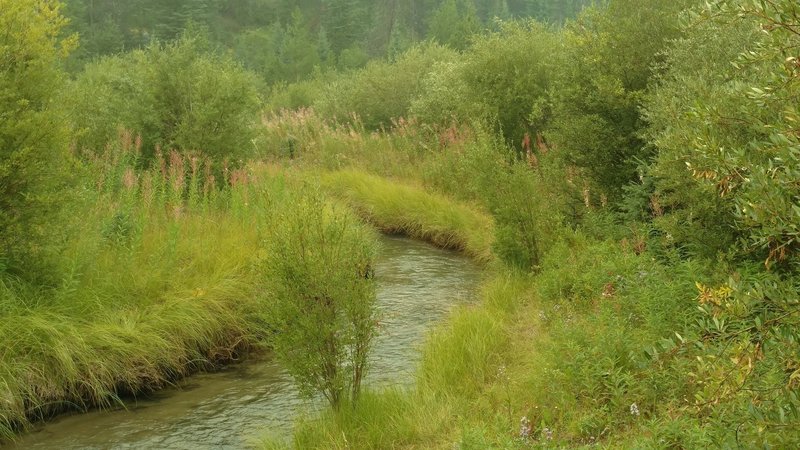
[11,236,481,449]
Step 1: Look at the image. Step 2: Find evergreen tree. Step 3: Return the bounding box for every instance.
[428,0,481,50]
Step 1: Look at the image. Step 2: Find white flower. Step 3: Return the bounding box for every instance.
[519,416,532,438]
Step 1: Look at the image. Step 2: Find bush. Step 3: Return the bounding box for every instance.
[545,0,693,204]
[261,193,378,409]
[645,0,800,269]
[313,43,457,129]
[66,33,262,167]
[0,0,76,281]
[413,20,558,150]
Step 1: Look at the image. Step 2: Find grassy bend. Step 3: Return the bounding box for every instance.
[319,170,494,264]
[0,164,494,441]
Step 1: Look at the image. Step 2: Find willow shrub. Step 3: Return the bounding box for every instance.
[65,32,262,167]
[261,193,379,410]
[642,1,800,444]
[0,0,77,282]
[313,43,457,130]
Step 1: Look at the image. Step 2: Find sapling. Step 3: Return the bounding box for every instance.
[262,193,378,409]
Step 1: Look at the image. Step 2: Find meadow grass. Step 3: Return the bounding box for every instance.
[318,170,494,263]
[0,148,293,440]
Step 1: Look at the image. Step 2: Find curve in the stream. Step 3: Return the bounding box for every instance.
[11,236,482,449]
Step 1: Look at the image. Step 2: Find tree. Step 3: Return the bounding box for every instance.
[279,8,321,82]
[262,194,378,409]
[428,0,482,50]
[545,0,695,205]
[0,0,76,281]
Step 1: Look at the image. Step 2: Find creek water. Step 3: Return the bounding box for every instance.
[11,236,482,449]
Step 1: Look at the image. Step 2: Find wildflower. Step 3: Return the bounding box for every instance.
[519,416,532,439]
[497,365,509,382]
[542,427,553,441]
[630,403,640,417]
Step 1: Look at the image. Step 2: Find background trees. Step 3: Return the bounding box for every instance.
[60,0,591,85]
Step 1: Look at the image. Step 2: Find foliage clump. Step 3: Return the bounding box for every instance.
[261,193,379,409]
[66,33,262,168]
[0,0,76,281]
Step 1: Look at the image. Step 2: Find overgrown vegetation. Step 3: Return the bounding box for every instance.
[261,193,379,410]
[3,0,800,447]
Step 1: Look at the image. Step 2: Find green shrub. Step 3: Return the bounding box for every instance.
[66,33,262,167]
[545,0,694,204]
[413,20,558,150]
[261,192,378,409]
[313,43,457,129]
[0,0,76,282]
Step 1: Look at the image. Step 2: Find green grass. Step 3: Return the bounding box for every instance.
[0,157,297,440]
[318,170,494,263]
[0,208,270,440]
[259,273,535,449]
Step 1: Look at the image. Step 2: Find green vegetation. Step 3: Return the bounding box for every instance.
[261,193,379,409]
[65,33,262,165]
[3,0,800,448]
[320,170,494,263]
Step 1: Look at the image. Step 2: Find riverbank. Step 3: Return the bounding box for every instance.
[11,236,482,449]
[0,163,494,443]
[257,152,718,448]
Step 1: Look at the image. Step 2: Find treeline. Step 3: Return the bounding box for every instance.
[62,0,590,80]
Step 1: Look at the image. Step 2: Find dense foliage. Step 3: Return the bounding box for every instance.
[4,0,800,447]
[0,0,75,281]
[61,0,591,81]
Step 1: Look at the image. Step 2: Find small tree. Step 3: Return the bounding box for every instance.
[0,0,76,281]
[262,194,378,409]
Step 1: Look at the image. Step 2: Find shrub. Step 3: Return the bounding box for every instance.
[413,20,558,150]
[313,43,457,129]
[261,193,378,409]
[66,33,262,167]
[545,0,694,204]
[645,0,800,269]
[0,0,76,282]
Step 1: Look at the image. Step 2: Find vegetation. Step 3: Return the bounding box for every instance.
[3,0,800,448]
[261,193,379,409]
[320,170,494,263]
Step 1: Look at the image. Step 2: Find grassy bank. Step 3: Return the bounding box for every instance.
[0,151,289,440]
[319,170,494,263]
[0,156,496,442]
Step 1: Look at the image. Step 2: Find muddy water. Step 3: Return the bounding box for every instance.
[12,236,481,449]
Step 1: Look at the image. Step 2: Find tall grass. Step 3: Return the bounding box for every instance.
[0,136,288,439]
[319,170,494,263]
